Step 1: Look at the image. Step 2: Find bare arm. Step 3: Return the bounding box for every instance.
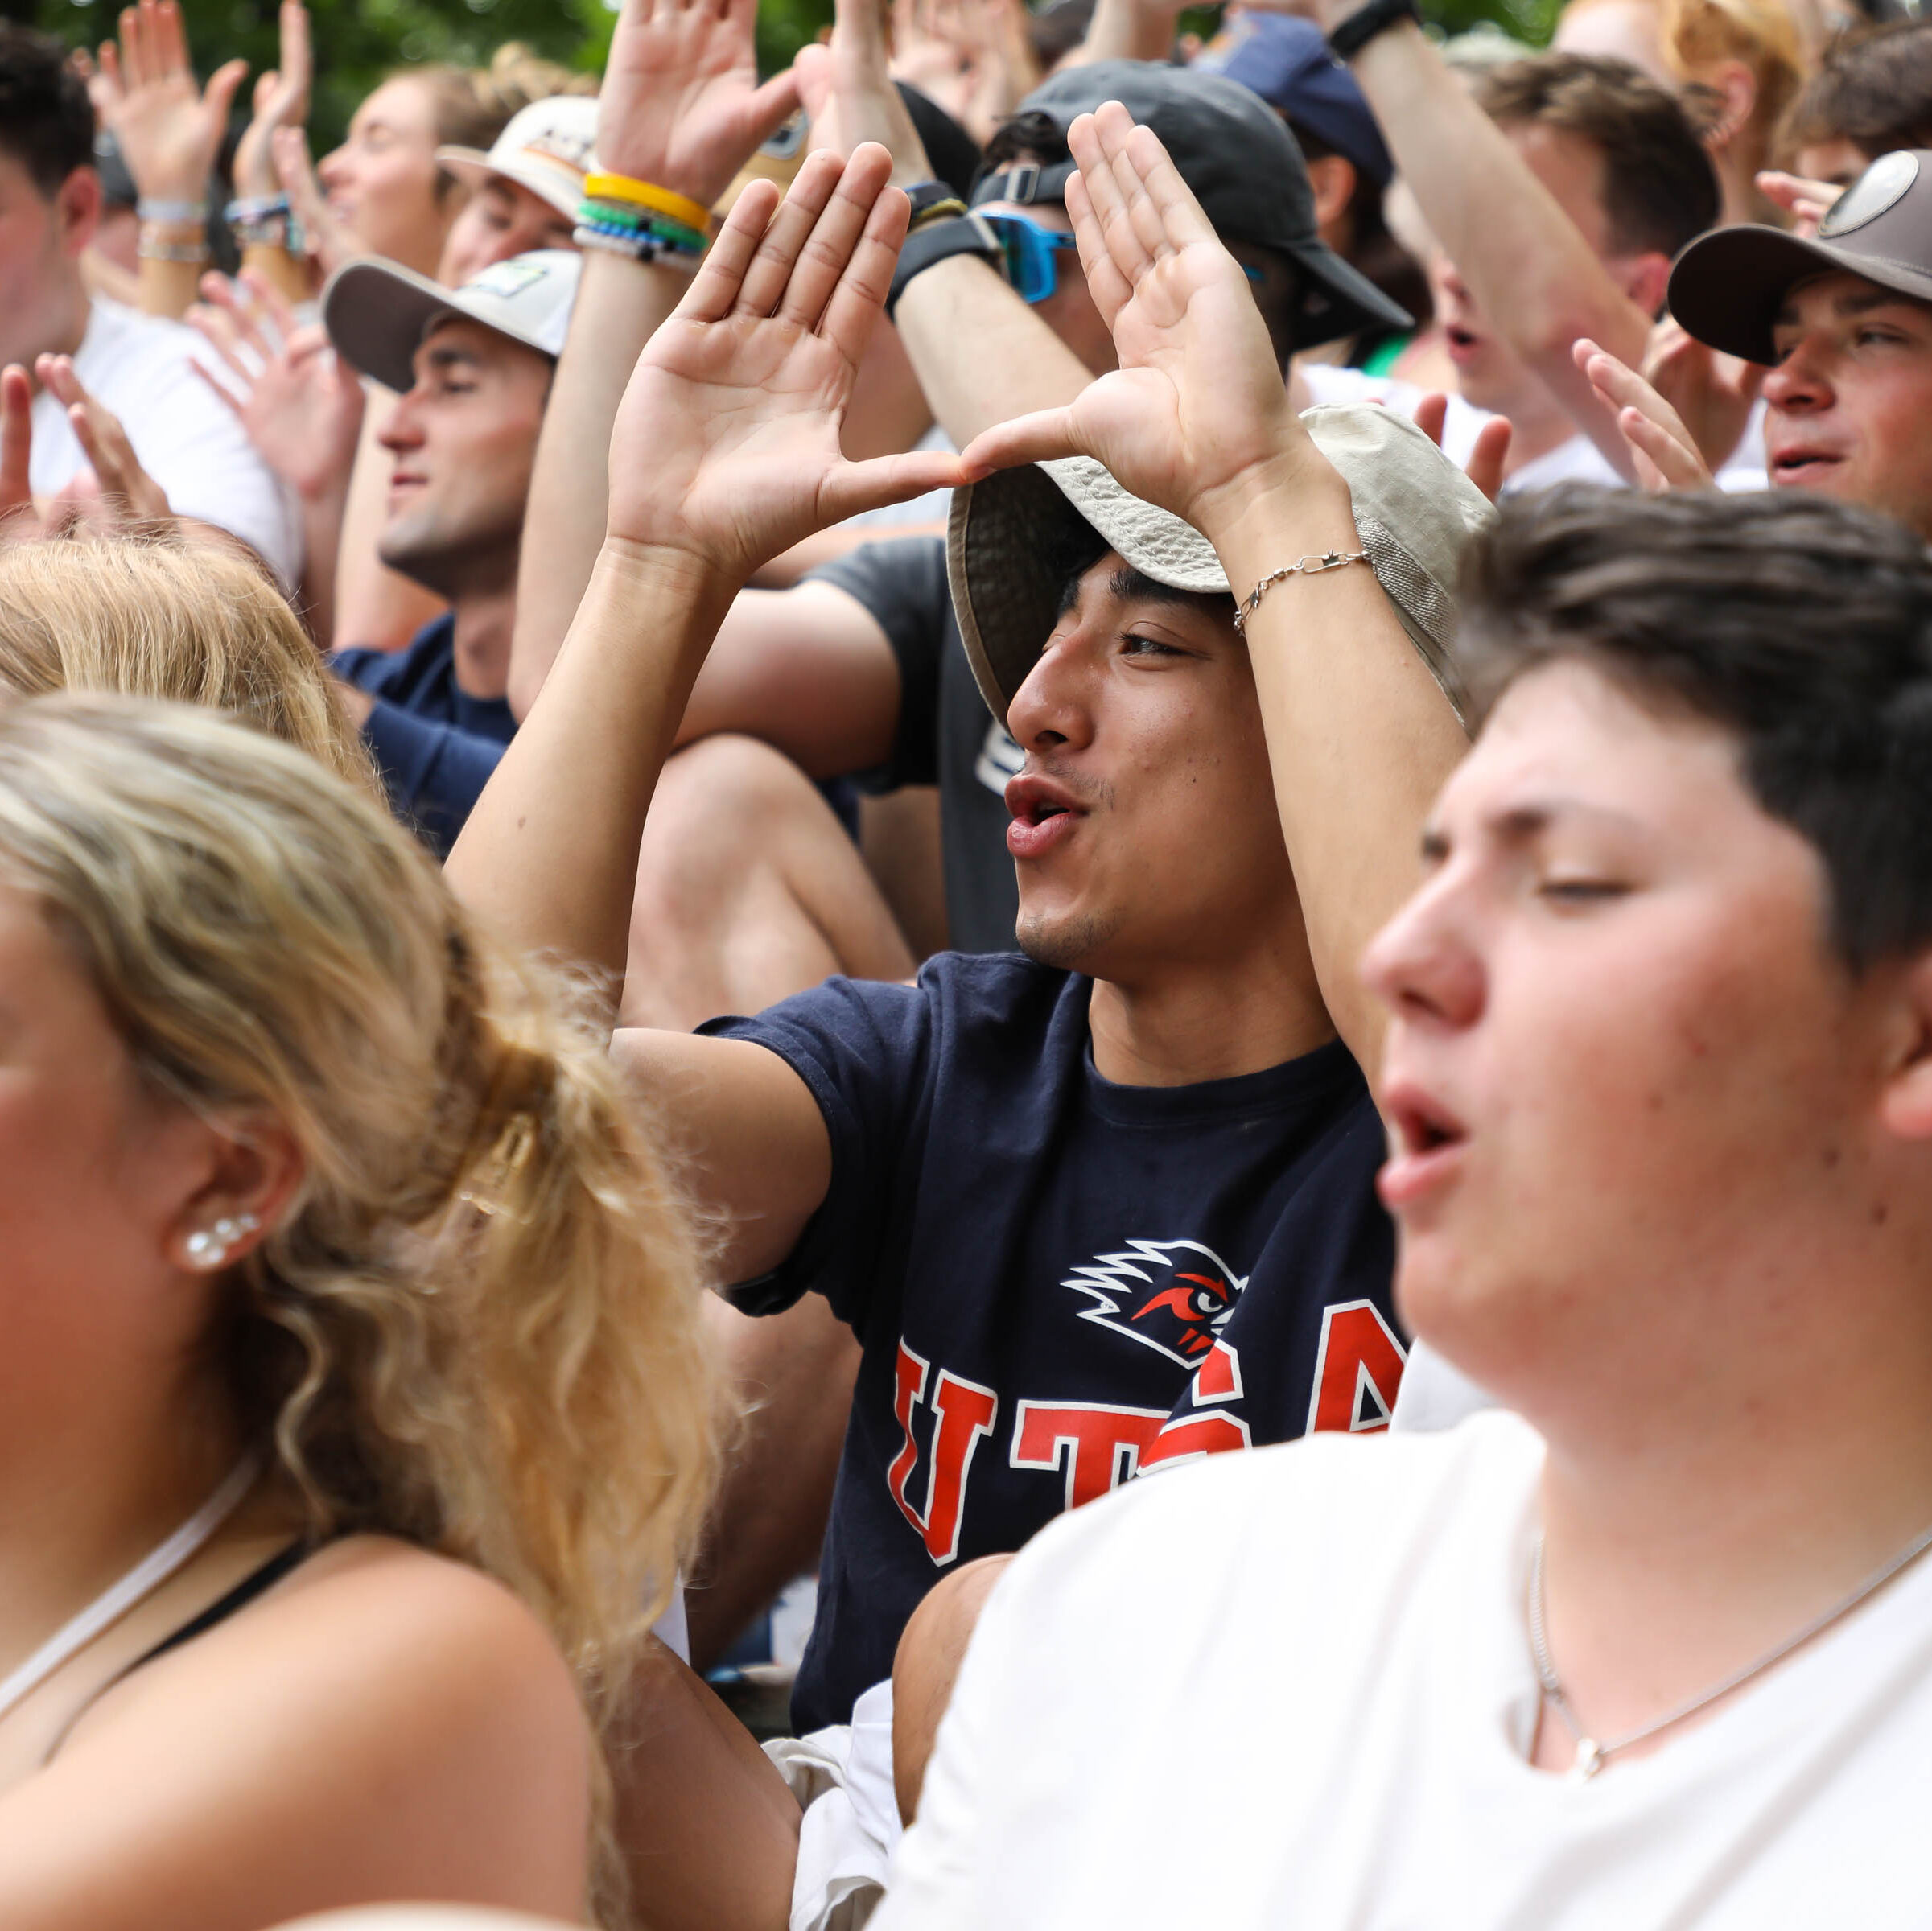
[504,0,801,720]
[1341,19,1650,478]
[962,105,1469,1079]
[800,0,1097,450]
[449,147,960,1275]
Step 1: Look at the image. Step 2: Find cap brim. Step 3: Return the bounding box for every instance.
[322,257,456,395]
[1285,237,1413,348]
[949,467,1081,724]
[435,143,583,220]
[1670,224,1932,364]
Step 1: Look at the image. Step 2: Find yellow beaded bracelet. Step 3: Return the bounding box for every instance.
[583,171,715,238]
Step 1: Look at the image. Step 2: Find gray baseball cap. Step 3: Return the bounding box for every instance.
[948,402,1493,723]
[970,60,1412,349]
[323,249,583,395]
[1670,150,1932,365]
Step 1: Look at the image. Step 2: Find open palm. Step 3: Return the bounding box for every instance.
[608,145,966,583]
[93,0,245,202]
[959,104,1312,537]
[599,0,802,210]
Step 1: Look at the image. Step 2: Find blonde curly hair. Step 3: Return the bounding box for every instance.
[0,694,718,1921]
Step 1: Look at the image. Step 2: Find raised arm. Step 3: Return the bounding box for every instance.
[504,0,801,719]
[961,104,1466,1080]
[798,0,1097,450]
[1318,13,1648,479]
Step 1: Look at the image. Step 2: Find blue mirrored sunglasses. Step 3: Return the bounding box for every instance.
[980,211,1267,306]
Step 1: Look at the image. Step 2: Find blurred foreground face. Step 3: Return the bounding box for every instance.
[0,879,212,1395]
[1001,550,1298,982]
[1361,661,1886,1421]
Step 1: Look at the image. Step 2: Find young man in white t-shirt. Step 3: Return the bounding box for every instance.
[0,24,297,582]
[883,106,1932,1931]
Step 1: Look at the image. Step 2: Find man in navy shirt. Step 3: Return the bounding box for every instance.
[445,142,1490,1919]
[320,249,581,852]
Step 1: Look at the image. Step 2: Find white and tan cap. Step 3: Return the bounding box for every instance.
[323,249,583,395]
[437,95,599,221]
[947,402,1495,724]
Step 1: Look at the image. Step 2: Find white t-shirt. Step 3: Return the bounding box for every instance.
[882,1414,1932,1930]
[1297,363,1769,495]
[29,297,301,586]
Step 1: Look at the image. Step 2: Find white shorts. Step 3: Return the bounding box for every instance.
[763,1679,901,1931]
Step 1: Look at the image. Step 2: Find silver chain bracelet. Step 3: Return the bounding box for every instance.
[1232,550,1372,633]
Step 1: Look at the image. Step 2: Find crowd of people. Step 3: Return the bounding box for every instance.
[1,0,1930,1920]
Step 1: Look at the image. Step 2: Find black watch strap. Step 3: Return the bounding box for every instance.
[886,212,1007,319]
[1328,0,1419,60]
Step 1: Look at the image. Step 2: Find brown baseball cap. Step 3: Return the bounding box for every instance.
[1669,150,1932,365]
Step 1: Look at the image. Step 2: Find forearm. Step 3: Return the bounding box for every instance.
[1064,0,1176,64]
[1209,463,1467,1079]
[294,482,347,647]
[505,252,690,721]
[448,541,736,979]
[240,241,315,307]
[135,252,205,321]
[1350,21,1648,467]
[894,257,1095,447]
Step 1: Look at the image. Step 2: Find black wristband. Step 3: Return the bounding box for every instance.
[1328,0,1419,60]
[903,179,960,222]
[886,212,1007,319]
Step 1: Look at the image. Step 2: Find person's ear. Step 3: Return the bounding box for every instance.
[1304,154,1357,238]
[1613,249,1673,319]
[166,1113,307,1277]
[1703,57,1757,149]
[1878,949,1932,1144]
[53,164,103,259]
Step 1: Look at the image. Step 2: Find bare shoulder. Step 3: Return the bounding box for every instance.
[0,1538,590,1931]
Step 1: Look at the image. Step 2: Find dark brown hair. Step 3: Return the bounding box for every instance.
[1461,486,1932,973]
[1476,51,1720,260]
[1779,19,1932,164]
[0,23,94,200]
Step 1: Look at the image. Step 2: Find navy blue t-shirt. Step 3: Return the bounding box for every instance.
[332,615,515,855]
[706,952,1404,1734]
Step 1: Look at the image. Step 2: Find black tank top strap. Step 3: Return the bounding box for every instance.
[125,1541,311,1674]
[40,1541,312,1765]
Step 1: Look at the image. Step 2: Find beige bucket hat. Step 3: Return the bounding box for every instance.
[947,402,1494,723]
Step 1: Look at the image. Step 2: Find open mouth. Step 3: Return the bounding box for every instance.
[1769,450,1843,487]
[1444,324,1481,361]
[1378,1082,1471,1210]
[1391,1093,1467,1159]
[1004,774,1087,859]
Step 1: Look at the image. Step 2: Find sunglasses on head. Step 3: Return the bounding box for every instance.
[980,210,1269,306]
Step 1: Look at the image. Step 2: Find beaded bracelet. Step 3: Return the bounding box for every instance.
[583,171,715,237]
[576,197,710,253]
[572,224,704,274]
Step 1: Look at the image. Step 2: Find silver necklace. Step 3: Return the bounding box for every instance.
[1527,1517,1932,1782]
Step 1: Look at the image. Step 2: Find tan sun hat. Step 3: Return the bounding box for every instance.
[948,402,1494,724]
[437,96,599,221]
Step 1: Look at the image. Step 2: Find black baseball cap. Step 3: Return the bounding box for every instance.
[969,60,1412,348]
[1670,150,1932,364]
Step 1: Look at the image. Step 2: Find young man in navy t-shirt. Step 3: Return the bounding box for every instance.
[446,142,1492,1916]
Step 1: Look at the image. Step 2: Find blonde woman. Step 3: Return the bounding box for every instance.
[1662,0,1806,225]
[0,532,373,794]
[0,693,717,1927]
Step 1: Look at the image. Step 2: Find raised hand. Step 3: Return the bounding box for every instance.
[1641,315,1765,476]
[271,125,355,278]
[91,0,246,204]
[35,355,175,531]
[188,272,364,502]
[0,365,39,537]
[1411,391,1513,504]
[795,0,936,184]
[958,102,1316,542]
[598,0,802,210]
[1757,168,1843,239]
[232,0,312,200]
[605,142,966,582]
[1573,336,1715,493]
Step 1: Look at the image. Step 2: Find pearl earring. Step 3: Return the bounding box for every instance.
[183,1211,259,1271]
